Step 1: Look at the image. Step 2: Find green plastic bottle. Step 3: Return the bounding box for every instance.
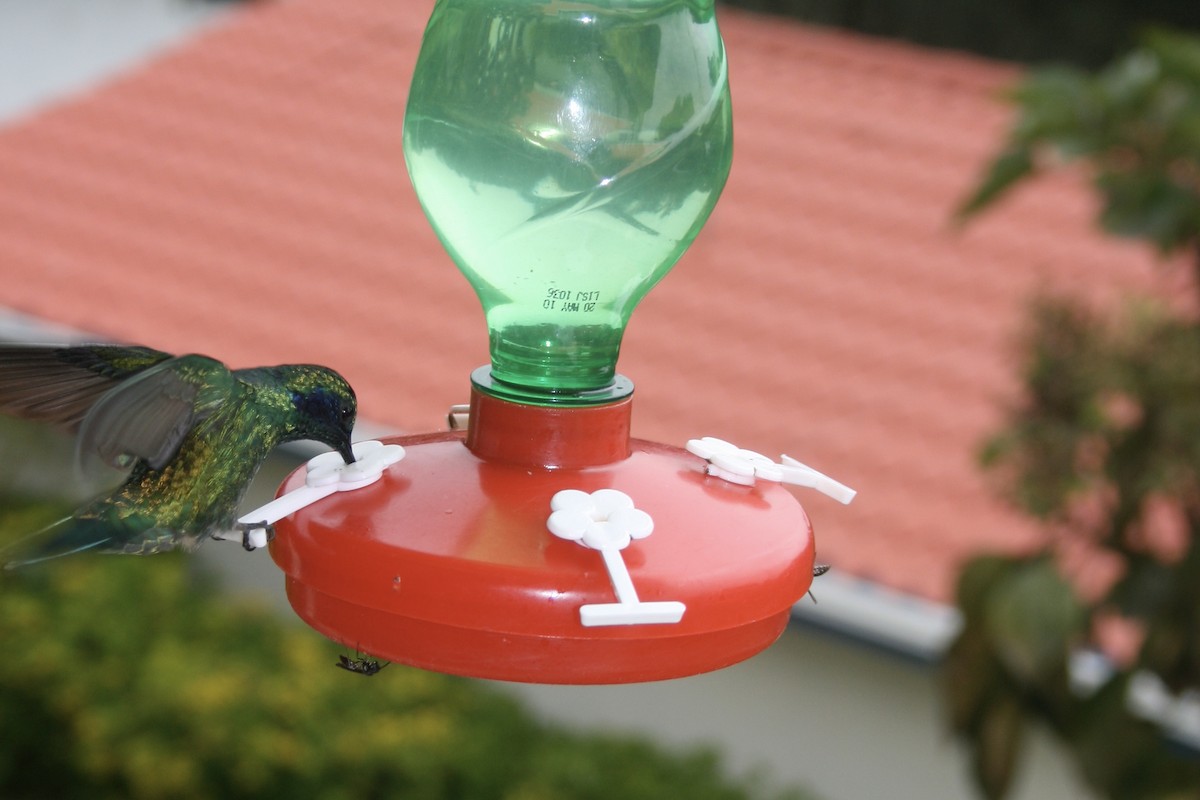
[404,0,733,404]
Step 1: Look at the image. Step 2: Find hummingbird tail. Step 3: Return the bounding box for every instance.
[0,517,116,569]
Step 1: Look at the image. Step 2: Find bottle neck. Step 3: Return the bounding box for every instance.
[464,372,633,468]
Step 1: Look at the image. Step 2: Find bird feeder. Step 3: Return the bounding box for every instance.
[262,0,853,683]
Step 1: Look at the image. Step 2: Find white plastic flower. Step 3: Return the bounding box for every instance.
[305,440,406,489]
[685,436,856,504]
[235,440,406,549]
[547,489,654,551]
[685,437,780,485]
[546,488,683,627]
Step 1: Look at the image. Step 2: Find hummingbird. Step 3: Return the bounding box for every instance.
[0,343,357,568]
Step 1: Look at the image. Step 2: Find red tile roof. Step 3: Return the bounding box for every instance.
[0,0,1183,601]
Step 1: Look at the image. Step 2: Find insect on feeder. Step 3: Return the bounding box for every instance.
[258,0,854,684]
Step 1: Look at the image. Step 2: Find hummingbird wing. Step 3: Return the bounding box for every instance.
[0,515,188,569]
[76,355,236,471]
[0,344,174,429]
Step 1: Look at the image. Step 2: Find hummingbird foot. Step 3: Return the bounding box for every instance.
[233,520,275,551]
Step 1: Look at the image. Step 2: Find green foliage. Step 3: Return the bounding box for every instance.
[720,0,1200,67]
[947,29,1200,800]
[959,30,1200,258]
[0,503,813,800]
[944,556,1086,799]
[949,299,1200,798]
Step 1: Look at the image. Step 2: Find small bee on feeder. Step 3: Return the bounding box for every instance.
[336,650,389,676]
[806,564,831,603]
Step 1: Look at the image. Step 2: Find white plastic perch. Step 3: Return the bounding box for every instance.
[233,440,406,549]
[547,489,686,627]
[685,436,856,504]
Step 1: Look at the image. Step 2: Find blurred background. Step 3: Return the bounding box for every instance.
[2,1,1200,798]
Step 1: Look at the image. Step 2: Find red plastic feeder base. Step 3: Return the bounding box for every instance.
[270,386,815,684]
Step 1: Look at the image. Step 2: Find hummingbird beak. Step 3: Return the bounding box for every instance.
[339,439,356,464]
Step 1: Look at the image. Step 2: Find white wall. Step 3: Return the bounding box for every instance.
[0,0,228,122]
[483,624,1095,800]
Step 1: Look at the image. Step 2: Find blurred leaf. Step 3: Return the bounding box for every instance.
[946,556,1060,799]
[1010,67,1103,152]
[1108,555,1175,617]
[1071,671,1200,798]
[957,146,1035,220]
[985,558,1087,685]
[981,298,1118,519]
[972,695,1024,800]
[955,554,1023,619]
[1143,28,1200,89]
[1134,545,1200,691]
[943,627,1004,734]
[1071,673,1149,794]
[1096,171,1199,252]
[958,29,1200,260]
